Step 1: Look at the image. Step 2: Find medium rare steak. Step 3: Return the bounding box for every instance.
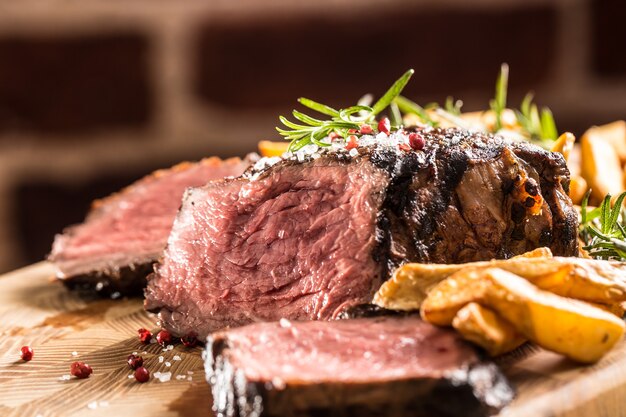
[50,157,251,297]
[145,128,578,339]
[205,316,515,417]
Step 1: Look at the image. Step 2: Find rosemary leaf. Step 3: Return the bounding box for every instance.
[444,96,463,116]
[389,102,402,127]
[394,95,437,126]
[292,110,324,126]
[371,69,414,116]
[490,63,509,132]
[297,98,339,117]
[540,108,558,141]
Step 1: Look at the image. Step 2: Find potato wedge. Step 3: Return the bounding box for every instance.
[374,255,626,311]
[258,140,289,157]
[422,268,625,363]
[374,263,472,311]
[419,268,489,326]
[581,127,624,203]
[569,175,588,205]
[452,302,526,356]
[551,132,575,162]
[588,301,626,318]
[588,120,626,163]
[512,247,553,259]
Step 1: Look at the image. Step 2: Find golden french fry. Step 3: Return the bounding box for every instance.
[452,302,526,357]
[512,247,553,259]
[588,121,626,163]
[588,301,626,318]
[569,175,588,205]
[419,268,488,326]
[422,268,625,363]
[258,140,289,157]
[460,109,519,131]
[374,255,626,311]
[551,132,575,162]
[581,127,624,203]
[374,263,470,311]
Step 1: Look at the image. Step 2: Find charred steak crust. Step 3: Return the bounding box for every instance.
[50,156,250,298]
[146,128,578,338]
[205,317,515,417]
[60,262,153,298]
[370,128,578,273]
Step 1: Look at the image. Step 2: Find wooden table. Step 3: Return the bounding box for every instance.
[0,262,625,417]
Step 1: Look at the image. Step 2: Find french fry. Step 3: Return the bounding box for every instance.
[569,175,588,205]
[512,247,553,259]
[551,132,575,162]
[258,140,289,157]
[588,301,625,318]
[452,302,526,356]
[588,120,626,164]
[373,254,626,311]
[581,127,624,203]
[421,268,625,363]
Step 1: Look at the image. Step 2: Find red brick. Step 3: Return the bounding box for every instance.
[592,0,626,77]
[195,6,557,109]
[0,33,153,135]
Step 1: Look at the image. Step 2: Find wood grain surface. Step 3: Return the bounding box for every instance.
[0,262,625,417]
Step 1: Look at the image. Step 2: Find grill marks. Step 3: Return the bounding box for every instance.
[146,128,578,340]
[373,130,577,266]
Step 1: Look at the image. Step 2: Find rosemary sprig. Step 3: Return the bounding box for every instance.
[580,190,626,260]
[277,70,414,151]
[445,96,463,116]
[393,95,438,127]
[490,63,509,132]
[514,92,558,145]
[277,64,559,152]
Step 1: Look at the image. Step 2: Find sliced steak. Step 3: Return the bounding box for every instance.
[49,157,251,297]
[206,316,515,417]
[145,128,578,339]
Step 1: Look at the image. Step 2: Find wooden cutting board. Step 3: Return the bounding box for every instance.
[0,262,625,417]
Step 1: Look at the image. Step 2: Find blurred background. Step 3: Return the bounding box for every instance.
[0,0,624,273]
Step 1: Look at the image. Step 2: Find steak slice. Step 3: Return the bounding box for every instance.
[49,157,251,297]
[145,128,578,339]
[206,316,515,417]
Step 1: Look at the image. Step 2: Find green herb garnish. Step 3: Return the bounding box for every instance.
[277,69,414,151]
[444,96,463,116]
[277,64,559,151]
[514,92,558,146]
[580,190,626,260]
[489,63,509,132]
[393,95,438,127]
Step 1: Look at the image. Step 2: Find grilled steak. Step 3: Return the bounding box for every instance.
[50,157,251,297]
[206,316,515,417]
[145,128,578,339]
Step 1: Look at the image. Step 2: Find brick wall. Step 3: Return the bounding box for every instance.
[0,0,624,272]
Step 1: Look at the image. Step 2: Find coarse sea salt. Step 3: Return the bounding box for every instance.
[153,371,172,383]
[59,374,71,381]
[173,355,182,361]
